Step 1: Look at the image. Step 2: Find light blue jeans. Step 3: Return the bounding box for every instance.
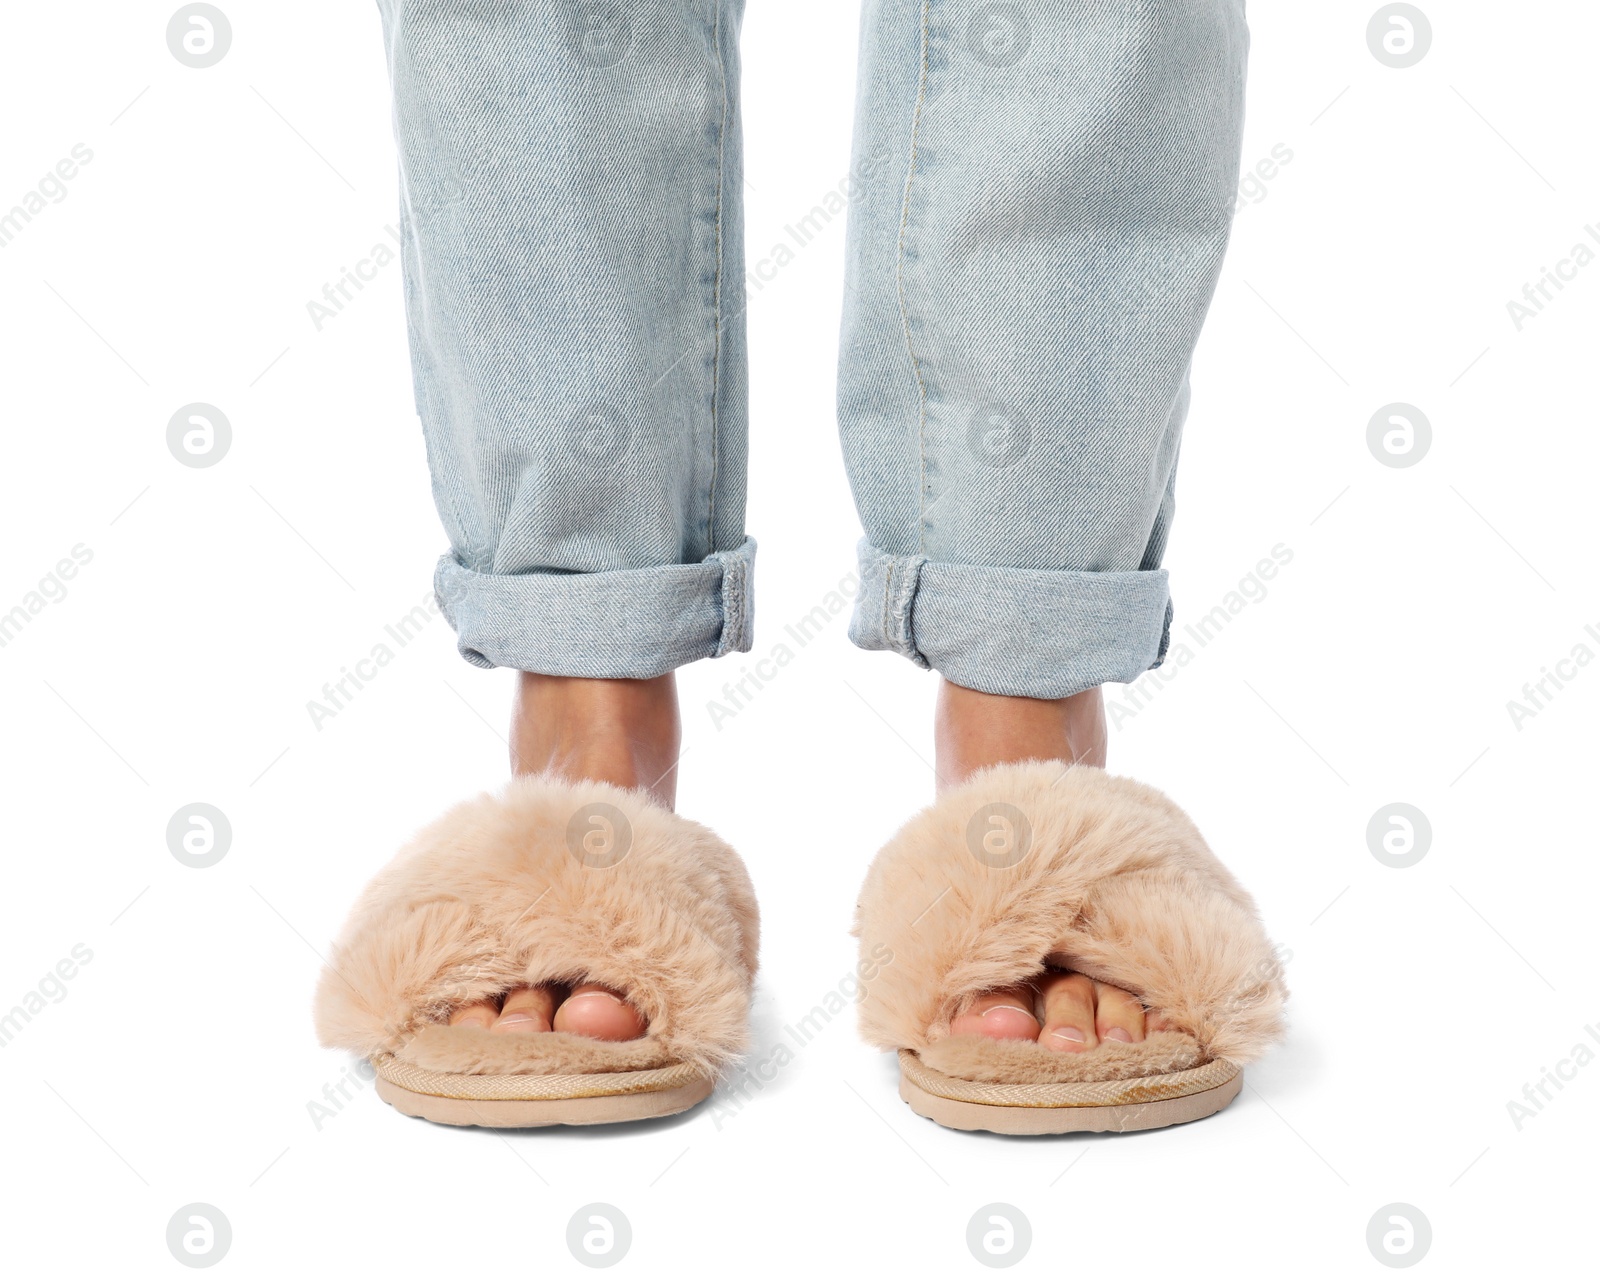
[377,0,1248,698]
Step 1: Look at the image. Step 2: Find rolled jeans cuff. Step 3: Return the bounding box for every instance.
[435,536,756,678]
[847,539,1171,699]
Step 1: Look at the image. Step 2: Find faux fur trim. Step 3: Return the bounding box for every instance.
[854,762,1286,1067]
[396,1027,673,1076]
[919,1031,1203,1084]
[314,777,759,1077]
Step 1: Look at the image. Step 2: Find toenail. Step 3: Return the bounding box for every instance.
[1051,1026,1085,1042]
[498,1012,533,1024]
[567,992,616,1002]
[1103,1027,1133,1043]
[982,1005,1036,1020]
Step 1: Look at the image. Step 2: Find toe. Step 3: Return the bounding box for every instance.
[1093,982,1147,1044]
[1037,970,1099,1052]
[948,986,1041,1041]
[492,984,558,1033]
[449,999,499,1030]
[552,982,646,1041]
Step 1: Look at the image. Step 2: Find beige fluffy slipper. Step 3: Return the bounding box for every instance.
[855,761,1286,1134]
[314,776,758,1128]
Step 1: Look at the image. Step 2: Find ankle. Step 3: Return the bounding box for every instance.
[511,672,681,806]
[933,680,1106,792]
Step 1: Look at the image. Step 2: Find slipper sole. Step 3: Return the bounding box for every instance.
[898,1050,1242,1135]
[372,1053,714,1128]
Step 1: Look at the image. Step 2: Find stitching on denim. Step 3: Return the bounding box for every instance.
[720,555,736,655]
[880,553,897,649]
[714,553,731,656]
[715,543,749,656]
[706,0,730,556]
[735,551,750,650]
[894,0,933,555]
[734,552,747,650]
[897,555,927,664]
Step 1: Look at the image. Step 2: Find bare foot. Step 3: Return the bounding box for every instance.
[946,970,1175,1050]
[936,679,1167,1045]
[449,982,646,1040]
[450,673,679,1041]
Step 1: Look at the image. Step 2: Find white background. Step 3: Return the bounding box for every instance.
[2,1,1595,1268]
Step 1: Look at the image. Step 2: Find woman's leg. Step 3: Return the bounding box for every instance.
[376,0,751,1035]
[839,0,1249,1048]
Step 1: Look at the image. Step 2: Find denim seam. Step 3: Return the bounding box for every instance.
[894,0,934,555]
[894,553,928,665]
[879,555,898,650]
[705,0,730,555]
[871,547,928,665]
[714,545,748,656]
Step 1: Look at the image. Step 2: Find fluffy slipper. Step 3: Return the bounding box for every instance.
[854,761,1285,1134]
[314,776,758,1127]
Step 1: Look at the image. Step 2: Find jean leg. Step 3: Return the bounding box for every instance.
[839,0,1249,698]
[378,0,753,677]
